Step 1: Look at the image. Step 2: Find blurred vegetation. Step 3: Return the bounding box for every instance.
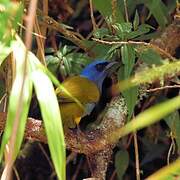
[0,0,180,180]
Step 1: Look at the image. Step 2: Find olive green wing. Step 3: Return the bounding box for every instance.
[56,76,100,103]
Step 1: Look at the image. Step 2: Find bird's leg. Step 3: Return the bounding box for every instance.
[74,117,81,125]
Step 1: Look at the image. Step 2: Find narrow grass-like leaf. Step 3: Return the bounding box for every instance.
[147,158,180,180]
[31,70,65,180]
[117,61,180,91]
[114,95,180,140]
[0,75,32,161]
[9,36,66,179]
[0,38,32,161]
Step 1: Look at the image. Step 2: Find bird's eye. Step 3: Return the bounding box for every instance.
[95,62,109,72]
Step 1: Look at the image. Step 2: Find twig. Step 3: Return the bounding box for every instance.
[35,0,48,65]
[124,134,133,149]
[123,0,129,22]
[66,152,77,165]
[13,166,20,180]
[0,93,7,113]
[18,23,46,39]
[112,0,117,24]
[133,132,140,180]
[34,16,46,65]
[72,158,83,180]
[37,9,95,57]
[86,16,104,39]
[167,132,175,165]
[89,0,97,31]
[0,93,7,106]
[0,95,127,155]
[92,38,176,61]
[146,85,180,92]
[38,143,54,170]
[2,93,7,112]
[109,170,116,180]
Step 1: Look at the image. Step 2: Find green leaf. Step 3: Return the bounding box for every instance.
[0,1,23,45]
[113,23,132,40]
[63,57,71,75]
[140,48,163,65]
[127,24,153,39]
[123,86,138,120]
[145,0,168,28]
[164,111,180,154]
[133,10,139,30]
[115,149,129,180]
[120,45,137,119]
[4,36,66,179]
[46,46,92,76]
[114,23,133,33]
[121,44,135,78]
[106,44,122,60]
[166,0,176,15]
[118,0,144,18]
[0,75,32,161]
[92,0,124,23]
[93,28,110,38]
[83,40,111,59]
[134,31,160,41]
[46,55,60,76]
[28,49,66,180]
[65,52,91,75]
[0,38,33,162]
[31,70,66,180]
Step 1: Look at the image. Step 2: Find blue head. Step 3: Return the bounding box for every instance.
[80,60,117,92]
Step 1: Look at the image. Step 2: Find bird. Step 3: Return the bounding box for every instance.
[56,60,118,128]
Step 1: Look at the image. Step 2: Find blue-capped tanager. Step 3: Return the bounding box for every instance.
[56,60,118,128]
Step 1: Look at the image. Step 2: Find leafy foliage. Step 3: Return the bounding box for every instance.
[0,0,179,179]
[46,45,91,77]
[0,36,66,180]
[0,1,23,45]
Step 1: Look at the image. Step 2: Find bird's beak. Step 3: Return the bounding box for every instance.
[104,61,120,75]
